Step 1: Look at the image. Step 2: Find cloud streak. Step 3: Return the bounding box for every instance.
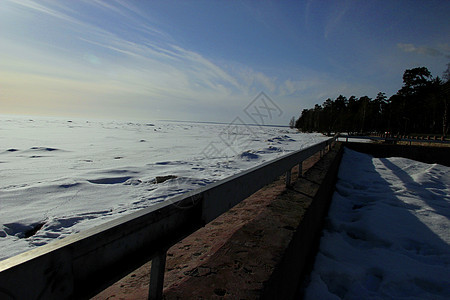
[398,43,450,59]
[323,0,352,39]
[2,0,317,120]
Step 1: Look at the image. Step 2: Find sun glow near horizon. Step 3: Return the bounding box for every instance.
[1,0,449,124]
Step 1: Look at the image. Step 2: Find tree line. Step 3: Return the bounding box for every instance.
[293,65,450,137]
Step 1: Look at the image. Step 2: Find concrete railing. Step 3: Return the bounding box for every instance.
[337,134,450,145]
[0,136,337,300]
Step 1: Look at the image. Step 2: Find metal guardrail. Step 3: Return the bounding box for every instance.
[0,136,337,300]
[337,134,450,145]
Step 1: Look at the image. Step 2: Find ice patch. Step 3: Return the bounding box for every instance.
[3,221,46,238]
[88,176,133,184]
[238,151,260,160]
[59,183,82,189]
[29,147,61,152]
[266,135,295,143]
[256,146,283,154]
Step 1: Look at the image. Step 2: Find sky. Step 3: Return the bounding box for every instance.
[1,0,449,125]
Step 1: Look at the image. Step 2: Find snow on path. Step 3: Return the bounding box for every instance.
[304,148,450,299]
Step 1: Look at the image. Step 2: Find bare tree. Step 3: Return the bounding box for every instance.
[443,63,450,82]
[289,116,296,129]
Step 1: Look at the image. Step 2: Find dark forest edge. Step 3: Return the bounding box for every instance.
[292,65,450,138]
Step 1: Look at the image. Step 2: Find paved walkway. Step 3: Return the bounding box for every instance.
[93,152,325,299]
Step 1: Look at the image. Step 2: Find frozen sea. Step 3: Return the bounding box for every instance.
[304,148,450,299]
[0,115,327,261]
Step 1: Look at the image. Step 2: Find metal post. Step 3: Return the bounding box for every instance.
[148,250,167,300]
[285,168,291,187]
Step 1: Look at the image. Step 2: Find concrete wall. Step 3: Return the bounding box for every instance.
[261,143,344,299]
[344,142,450,167]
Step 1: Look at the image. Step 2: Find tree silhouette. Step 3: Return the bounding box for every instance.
[294,65,449,137]
[442,63,450,82]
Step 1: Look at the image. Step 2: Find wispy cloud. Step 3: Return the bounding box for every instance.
[280,78,320,96]
[6,0,99,35]
[0,1,247,113]
[4,0,309,119]
[398,43,450,59]
[323,0,352,39]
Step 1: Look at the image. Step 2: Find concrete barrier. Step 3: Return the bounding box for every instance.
[158,143,344,299]
[261,144,343,299]
[343,142,450,167]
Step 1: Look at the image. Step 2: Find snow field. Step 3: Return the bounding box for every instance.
[0,115,327,260]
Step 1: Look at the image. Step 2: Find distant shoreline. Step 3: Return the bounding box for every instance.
[159,119,290,128]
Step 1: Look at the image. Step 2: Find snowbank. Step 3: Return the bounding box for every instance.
[304,148,450,299]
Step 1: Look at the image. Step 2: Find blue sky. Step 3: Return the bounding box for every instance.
[1,0,449,125]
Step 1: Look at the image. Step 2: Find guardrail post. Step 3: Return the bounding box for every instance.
[285,168,292,187]
[148,250,167,300]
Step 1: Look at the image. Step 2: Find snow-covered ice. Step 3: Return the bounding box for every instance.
[304,148,450,299]
[0,115,327,261]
